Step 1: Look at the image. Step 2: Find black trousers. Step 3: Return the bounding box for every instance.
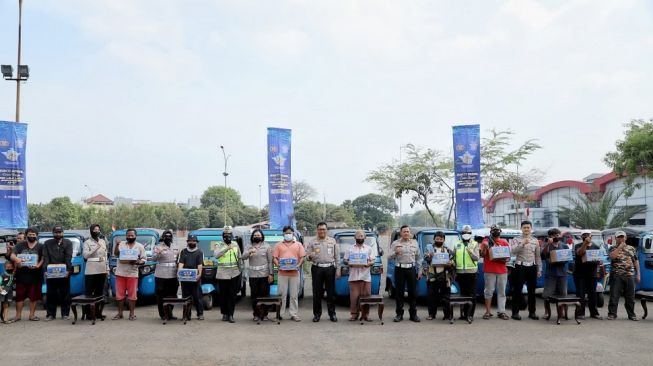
[512,265,537,315]
[46,277,70,318]
[218,275,241,316]
[427,280,451,318]
[311,265,336,317]
[574,275,599,317]
[456,273,477,318]
[608,275,636,318]
[155,277,179,318]
[395,267,418,317]
[250,277,271,316]
[181,281,203,317]
[84,274,107,316]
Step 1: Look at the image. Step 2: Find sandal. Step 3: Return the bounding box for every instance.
[498,313,510,320]
[349,316,358,321]
[29,316,40,321]
[482,313,491,320]
[426,315,434,320]
[129,315,137,321]
[112,314,123,320]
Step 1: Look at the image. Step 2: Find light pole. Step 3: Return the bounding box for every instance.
[258,184,262,211]
[219,145,230,226]
[1,0,29,123]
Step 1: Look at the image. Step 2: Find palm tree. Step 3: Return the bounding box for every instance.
[558,190,646,229]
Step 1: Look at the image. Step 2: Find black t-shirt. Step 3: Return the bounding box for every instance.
[573,243,600,278]
[178,249,203,270]
[13,241,44,285]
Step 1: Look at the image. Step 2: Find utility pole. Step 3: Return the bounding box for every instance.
[219,146,230,226]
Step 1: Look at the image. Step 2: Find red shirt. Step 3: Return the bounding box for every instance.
[481,238,509,274]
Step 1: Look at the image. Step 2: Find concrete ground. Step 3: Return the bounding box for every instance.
[2,235,650,365]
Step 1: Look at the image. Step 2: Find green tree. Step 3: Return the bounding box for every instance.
[399,210,445,227]
[558,190,647,229]
[352,193,398,230]
[367,144,454,227]
[130,205,160,228]
[294,201,323,233]
[187,208,210,230]
[200,186,243,210]
[604,119,653,196]
[155,204,187,230]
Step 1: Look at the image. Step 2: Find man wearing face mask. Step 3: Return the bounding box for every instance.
[343,230,376,321]
[242,229,274,322]
[272,226,306,322]
[10,227,43,322]
[389,225,422,322]
[540,228,570,320]
[424,231,454,320]
[306,222,340,322]
[573,230,603,320]
[510,220,541,320]
[453,225,480,322]
[178,234,204,320]
[479,225,510,320]
[113,228,146,320]
[42,225,73,321]
[153,230,179,320]
[83,224,108,320]
[215,226,242,323]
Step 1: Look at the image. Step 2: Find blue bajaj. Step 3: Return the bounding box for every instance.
[108,228,161,299]
[39,230,88,298]
[386,227,461,299]
[329,230,383,299]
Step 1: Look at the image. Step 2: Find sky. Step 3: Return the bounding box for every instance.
[0,0,652,211]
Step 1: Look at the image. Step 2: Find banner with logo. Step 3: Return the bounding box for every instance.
[452,124,483,230]
[0,121,28,228]
[267,127,294,229]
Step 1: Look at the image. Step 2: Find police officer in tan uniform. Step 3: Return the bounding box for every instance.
[389,225,422,322]
[306,222,340,322]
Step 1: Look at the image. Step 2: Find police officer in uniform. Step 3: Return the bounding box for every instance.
[453,225,479,322]
[152,230,179,320]
[389,225,422,322]
[306,222,340,322]
[214,226,242,323]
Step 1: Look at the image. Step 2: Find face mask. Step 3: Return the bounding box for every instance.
[92,231,101,239]
[462,233,472,241]
[252,237,262,244]
[27,236,37,243]
[126,237,136,244]
[552,237,559,243]
[54,233,64,240]
[283,234,293,242]
[355,239,365,245]
[491,231,500,238]
[187,243,197,249]
[163,237,173,245]
[223,236,232,244]
[434,240,444,247]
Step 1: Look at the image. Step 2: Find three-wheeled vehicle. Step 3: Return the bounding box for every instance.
[239,227,305,299]
[190,228,247,310]
[108,228,162,299]
[38,230,88,300]
[328,229,384,299]
[386,227,461,298]
[602,228,653,292]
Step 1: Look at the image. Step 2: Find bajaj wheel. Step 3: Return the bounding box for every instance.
[202,294,213,310]
[597,293,605,308]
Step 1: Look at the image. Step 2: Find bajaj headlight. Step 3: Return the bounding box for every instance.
[341,266,350,276]
[371,266,382,275]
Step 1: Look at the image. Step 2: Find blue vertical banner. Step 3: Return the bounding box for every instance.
[452,124,483,230]
[0,121,28,229]
[267,127,294,229]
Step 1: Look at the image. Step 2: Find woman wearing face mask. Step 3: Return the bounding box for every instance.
[214,226,242,323]
[152,230,179,320]
[82,224,109,320]
[241,229,274,322]
[424,231,454,320]
[343,230,376,321]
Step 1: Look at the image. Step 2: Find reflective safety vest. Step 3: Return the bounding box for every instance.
[455,241,478,271]
[217,244,239,267]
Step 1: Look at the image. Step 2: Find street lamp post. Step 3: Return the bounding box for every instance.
[219,146,230,226]
[1,0,29,123]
